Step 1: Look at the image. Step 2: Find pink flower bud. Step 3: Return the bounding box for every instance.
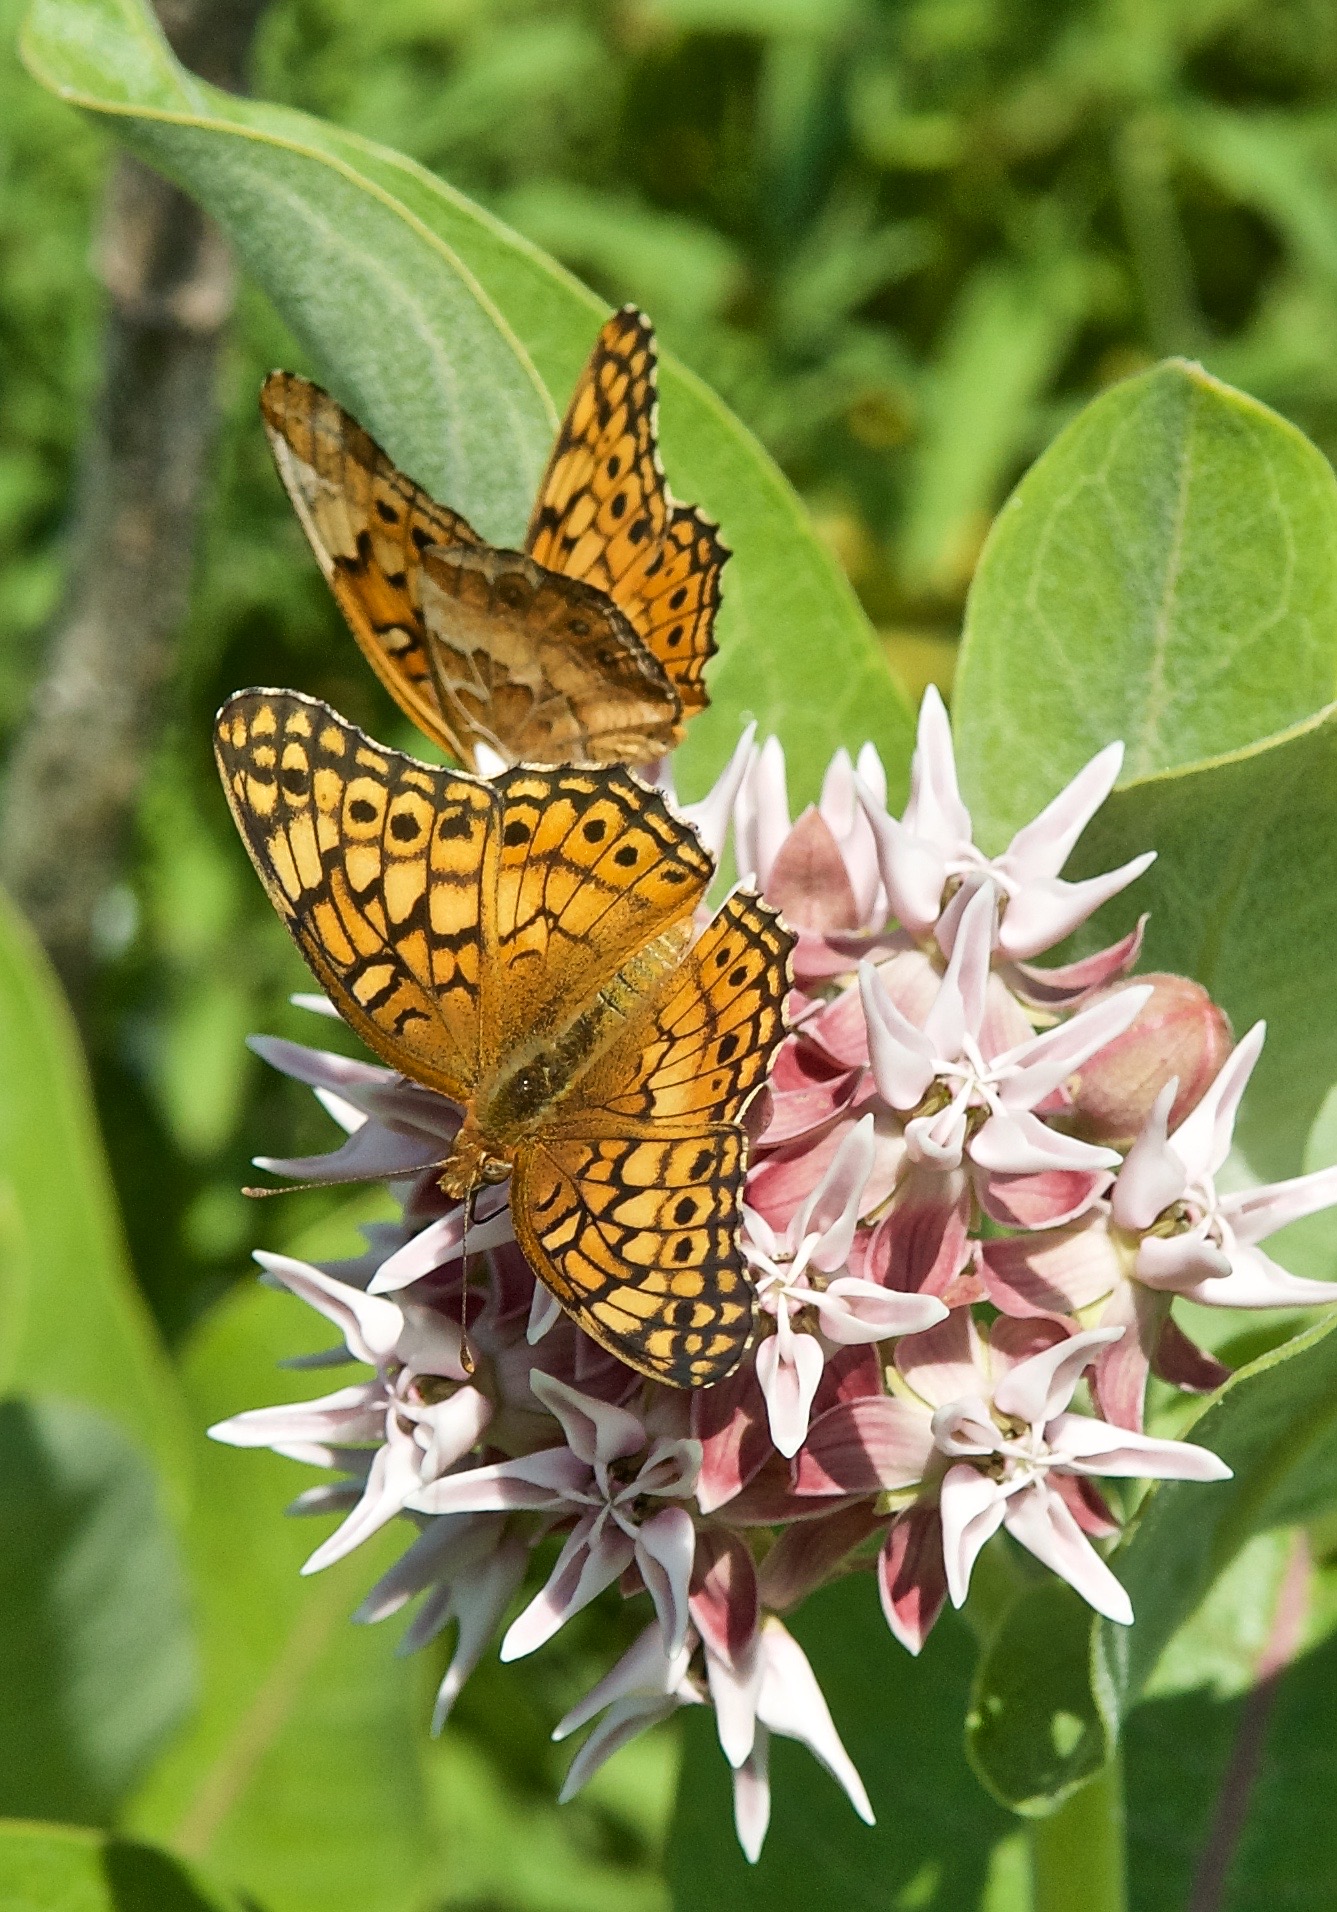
[1066,974,1232,1148]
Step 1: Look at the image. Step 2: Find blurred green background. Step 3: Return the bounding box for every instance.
[8,0,1337,1904]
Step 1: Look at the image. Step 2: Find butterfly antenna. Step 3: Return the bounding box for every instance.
[459,1184,477,1376]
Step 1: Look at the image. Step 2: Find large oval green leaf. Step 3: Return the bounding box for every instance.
[0,1397,194,1827]
[20,0,913,807]
[954,360,1337,850]
[1061,703,1337,1181]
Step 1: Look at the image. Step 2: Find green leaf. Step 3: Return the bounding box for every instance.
[124,1279,432,1912]
[954,361,1337,850]
[968,1312,1337,1813]
[667,1576,1015,1909]
[0,888,190,1505]
[19,0,914,808]
[1062,704,1337,1179]
[0,1820,244,1911]
[0,1397,193,1826]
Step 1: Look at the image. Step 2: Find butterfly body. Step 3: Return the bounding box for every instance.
[217,689,793,1387]
[262,308,726,771]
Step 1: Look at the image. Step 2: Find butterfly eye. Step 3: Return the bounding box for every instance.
[566,616,590,637]
[497,578,528,610]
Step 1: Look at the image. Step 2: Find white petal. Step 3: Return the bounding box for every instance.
[1002,1483,1133,1624]
[996,858,1155,962]
[501,1514,635,1660]
[755,1618,874,1826]
[1176,1242,1337,1310]
[555,1621,693,1741]
[998,743,1124,882]
[531,1370,646,1465]
[998,985,1153,1110]
[938,1463,1008,1607]
[1046,1411,1231,1481]
[1223,1163,1337,1245]
[1110,1081,1186,1232]
[755,1331,826,1458]
[681,722,757,860]
[1169,1021,1266,1184]
[816,1280,948,1344]
[254,1250,404,1367]
[992,1326,1123,1425]
[733,1733,772,1863]
[796,1115,878,1270]
[636,1507,697,1658]
[859,961,937,1110]
[970,1108,1120,1176]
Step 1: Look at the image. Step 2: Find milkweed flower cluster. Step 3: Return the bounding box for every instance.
[213,689,1337,1861]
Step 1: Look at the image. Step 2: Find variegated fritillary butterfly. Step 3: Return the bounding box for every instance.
[216,689,793,1387]
[261,308,727,773]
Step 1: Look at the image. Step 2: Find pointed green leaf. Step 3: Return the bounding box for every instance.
[19,0,913,807]
[954,361,1337,850]
[0,888,190,1504]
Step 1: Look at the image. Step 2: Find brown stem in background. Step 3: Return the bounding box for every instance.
[1187,1531,1313,1912]
[0,0,271,1003]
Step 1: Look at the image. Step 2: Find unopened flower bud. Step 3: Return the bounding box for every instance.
[1066,974,1232,1148]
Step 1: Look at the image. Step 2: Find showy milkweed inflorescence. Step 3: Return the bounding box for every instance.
[211,687,1337,1863]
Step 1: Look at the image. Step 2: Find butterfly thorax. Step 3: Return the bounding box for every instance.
[439,926,691,1200]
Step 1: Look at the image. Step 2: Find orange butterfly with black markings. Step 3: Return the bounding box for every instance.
[262,308,726,772]
[216,688,793,1387]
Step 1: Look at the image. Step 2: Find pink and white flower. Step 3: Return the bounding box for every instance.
[857,687,1154,964]
[744,1115,947,1456]
[209,1252,491,1574]
[410,1372,700,1660]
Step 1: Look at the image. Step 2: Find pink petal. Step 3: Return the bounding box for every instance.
[429,1537,530,1729]
[1051,1472,1120,1539]
[1152,1314,1231,1394]
[816,1279,948,1344]
[636,1507,697,1657]
[980,1213,1120,1319]
[1135,1230,1231,1290]
[369,1190,512,1292]
[996,857,1155,961]
[879,1504,948,1654]
[859,962,937,1111]
[755,1618,875,1826]
[866,1168,972,1298]
[1010,919,1146,1011]
[413,1385,493,1478]
[938,1463,1008,1607]
[733,1734,771,1863]
[1175,1242,1337,1309]
[758,1503,884,1613]
[761,1067,863,1146]
[301,1429,422,1575]
[1047,1411,1232,1481]
[209,1382,385,1453]
[1002,1482,1133,1624]
[756,1331,826,1458]
[531,1370,646,1466]
[693,1361,772,1513]
[766,807,863,932]
[1089,1281,1163,1432]
[985,1313,1071,1380]
[991,1326,1121,1425]
[810,1342,885,1414]
[978,1167,1110,1230]
[501,1514,636,1660]
[806,982,874,1068]
[895,1307,986,1409]
[999,742,1125,883]
[793,1396,936,1496]
[1223,1163,1337,1246]
[998,986,1154,1110]
[1110,1082,1186,1232]
[971,1109,1121,1177]
[561,1695,687,1805]
[690,1528,760,1667]
[1170,1021,1266,1185]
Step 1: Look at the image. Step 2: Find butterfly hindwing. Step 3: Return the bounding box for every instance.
[260,373,477,758]
[417,543,681,767]
[215,689,494,1100]
[510,1126,752,1386]
[525,307,725,716]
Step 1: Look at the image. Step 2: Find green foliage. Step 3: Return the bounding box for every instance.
[955,362,1337,848]
[0,1399,193,1828]
[0,1820,244,1911]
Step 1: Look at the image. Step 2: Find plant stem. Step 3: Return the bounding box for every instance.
[1029,1753,1127,1912]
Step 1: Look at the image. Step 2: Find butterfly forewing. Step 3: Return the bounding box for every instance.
[418,544,681,767]
[525,308,725,717]
[215,690,493,1100]
[483,764,712,1066]
[510,1128,752,1387]
[260,373,478,758]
